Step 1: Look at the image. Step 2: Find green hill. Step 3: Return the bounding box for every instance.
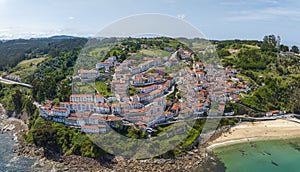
[0,36,299,160]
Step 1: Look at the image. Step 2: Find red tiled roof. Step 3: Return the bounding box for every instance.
[89,115,106,120]
[136,84,158,90]
[67,117,83,121]
[96,103,110,108]
[194,103,204,107]
[171,103,180,111]
[135,121,146,126]
[106,116,123,121]
[228,88,238,92]
[272,110,280,114]
[95,94,104,98]
[233,98,241,101]
[149,87,165,96]
[164,111,173,115]
[128,109,145,113]
[52,107,68,113]
[111,104,120,108]
[81,125,100,130]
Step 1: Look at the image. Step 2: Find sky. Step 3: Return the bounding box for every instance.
[0,0,299,46]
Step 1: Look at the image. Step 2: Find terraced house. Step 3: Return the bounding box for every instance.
[78,69,99,82]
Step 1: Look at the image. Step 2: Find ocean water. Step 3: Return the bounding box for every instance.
[4,129,300,172]
[0,132,36,172]
[214,138,300,172]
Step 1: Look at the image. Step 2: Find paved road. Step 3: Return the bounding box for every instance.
[156,114,299,126]
[0,77,32,88]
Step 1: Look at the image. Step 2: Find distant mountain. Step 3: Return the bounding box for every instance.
[49,35,78,40]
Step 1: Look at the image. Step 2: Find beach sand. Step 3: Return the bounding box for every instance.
[207,119,300,150]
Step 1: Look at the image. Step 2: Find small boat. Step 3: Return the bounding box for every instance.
[239,150,245,153]
[271,161,279,166]
[265,151,271,156]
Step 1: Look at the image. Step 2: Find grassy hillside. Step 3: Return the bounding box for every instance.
[216,40,300,114]
[9,57,47,81]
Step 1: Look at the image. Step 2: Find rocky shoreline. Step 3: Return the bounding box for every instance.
[15,130,225,172]
[0,103,225,171]
[26,144,205,171]
[4,118,207,171]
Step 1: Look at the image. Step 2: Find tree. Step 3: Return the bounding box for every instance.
[217,49,231,58]
[22,96,36,116]
[263,35,277,45]
[261,42,277,52]
[291,45,299,54]
[276,36,281,50]
[128,86,139,96]
[12,89,23,114]
[126,127,147,139]
[269,35,277,45]
[280,45,289,52]
[57,79,71,102]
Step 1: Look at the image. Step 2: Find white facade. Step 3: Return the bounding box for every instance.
[70,94,94,102]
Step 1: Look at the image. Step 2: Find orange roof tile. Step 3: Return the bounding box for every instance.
[81,125,100,130]
[95,94,104,98]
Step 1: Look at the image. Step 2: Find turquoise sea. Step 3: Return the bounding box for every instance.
[213,138,300,172]
[2,129,300,171]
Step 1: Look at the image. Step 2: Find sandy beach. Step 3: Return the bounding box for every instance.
[207,119,300,150]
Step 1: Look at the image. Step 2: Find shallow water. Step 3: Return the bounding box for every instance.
[214,138,300,172]
[0,132,36,172]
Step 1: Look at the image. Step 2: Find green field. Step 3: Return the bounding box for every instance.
[73,82,95,93]
[95,81,113,97]
[140,49,171,58]
[10,57,46,79]
[87,47,110,57]
[243,44,260,49]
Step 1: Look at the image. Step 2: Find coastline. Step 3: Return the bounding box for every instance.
[4,99,300,171]
[0,104,206,171]
[206,119,300,151]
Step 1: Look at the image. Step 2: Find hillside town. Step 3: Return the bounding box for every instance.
[38,48,254,134]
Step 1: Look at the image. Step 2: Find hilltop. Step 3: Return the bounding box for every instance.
[0,37,87,71]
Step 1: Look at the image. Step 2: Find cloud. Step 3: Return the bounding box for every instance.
[177,14,186,20]
[262,0,279,4]
[0,27,63,40]
[68,16,75,20]
[220,0,279,6]
[0,26,94,40]
[227,7,300,21]
[219,1,248,6]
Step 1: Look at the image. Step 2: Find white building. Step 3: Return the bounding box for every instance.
[70,94,94,102]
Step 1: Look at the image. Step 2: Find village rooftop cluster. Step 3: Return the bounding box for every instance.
[38,47,255,134]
